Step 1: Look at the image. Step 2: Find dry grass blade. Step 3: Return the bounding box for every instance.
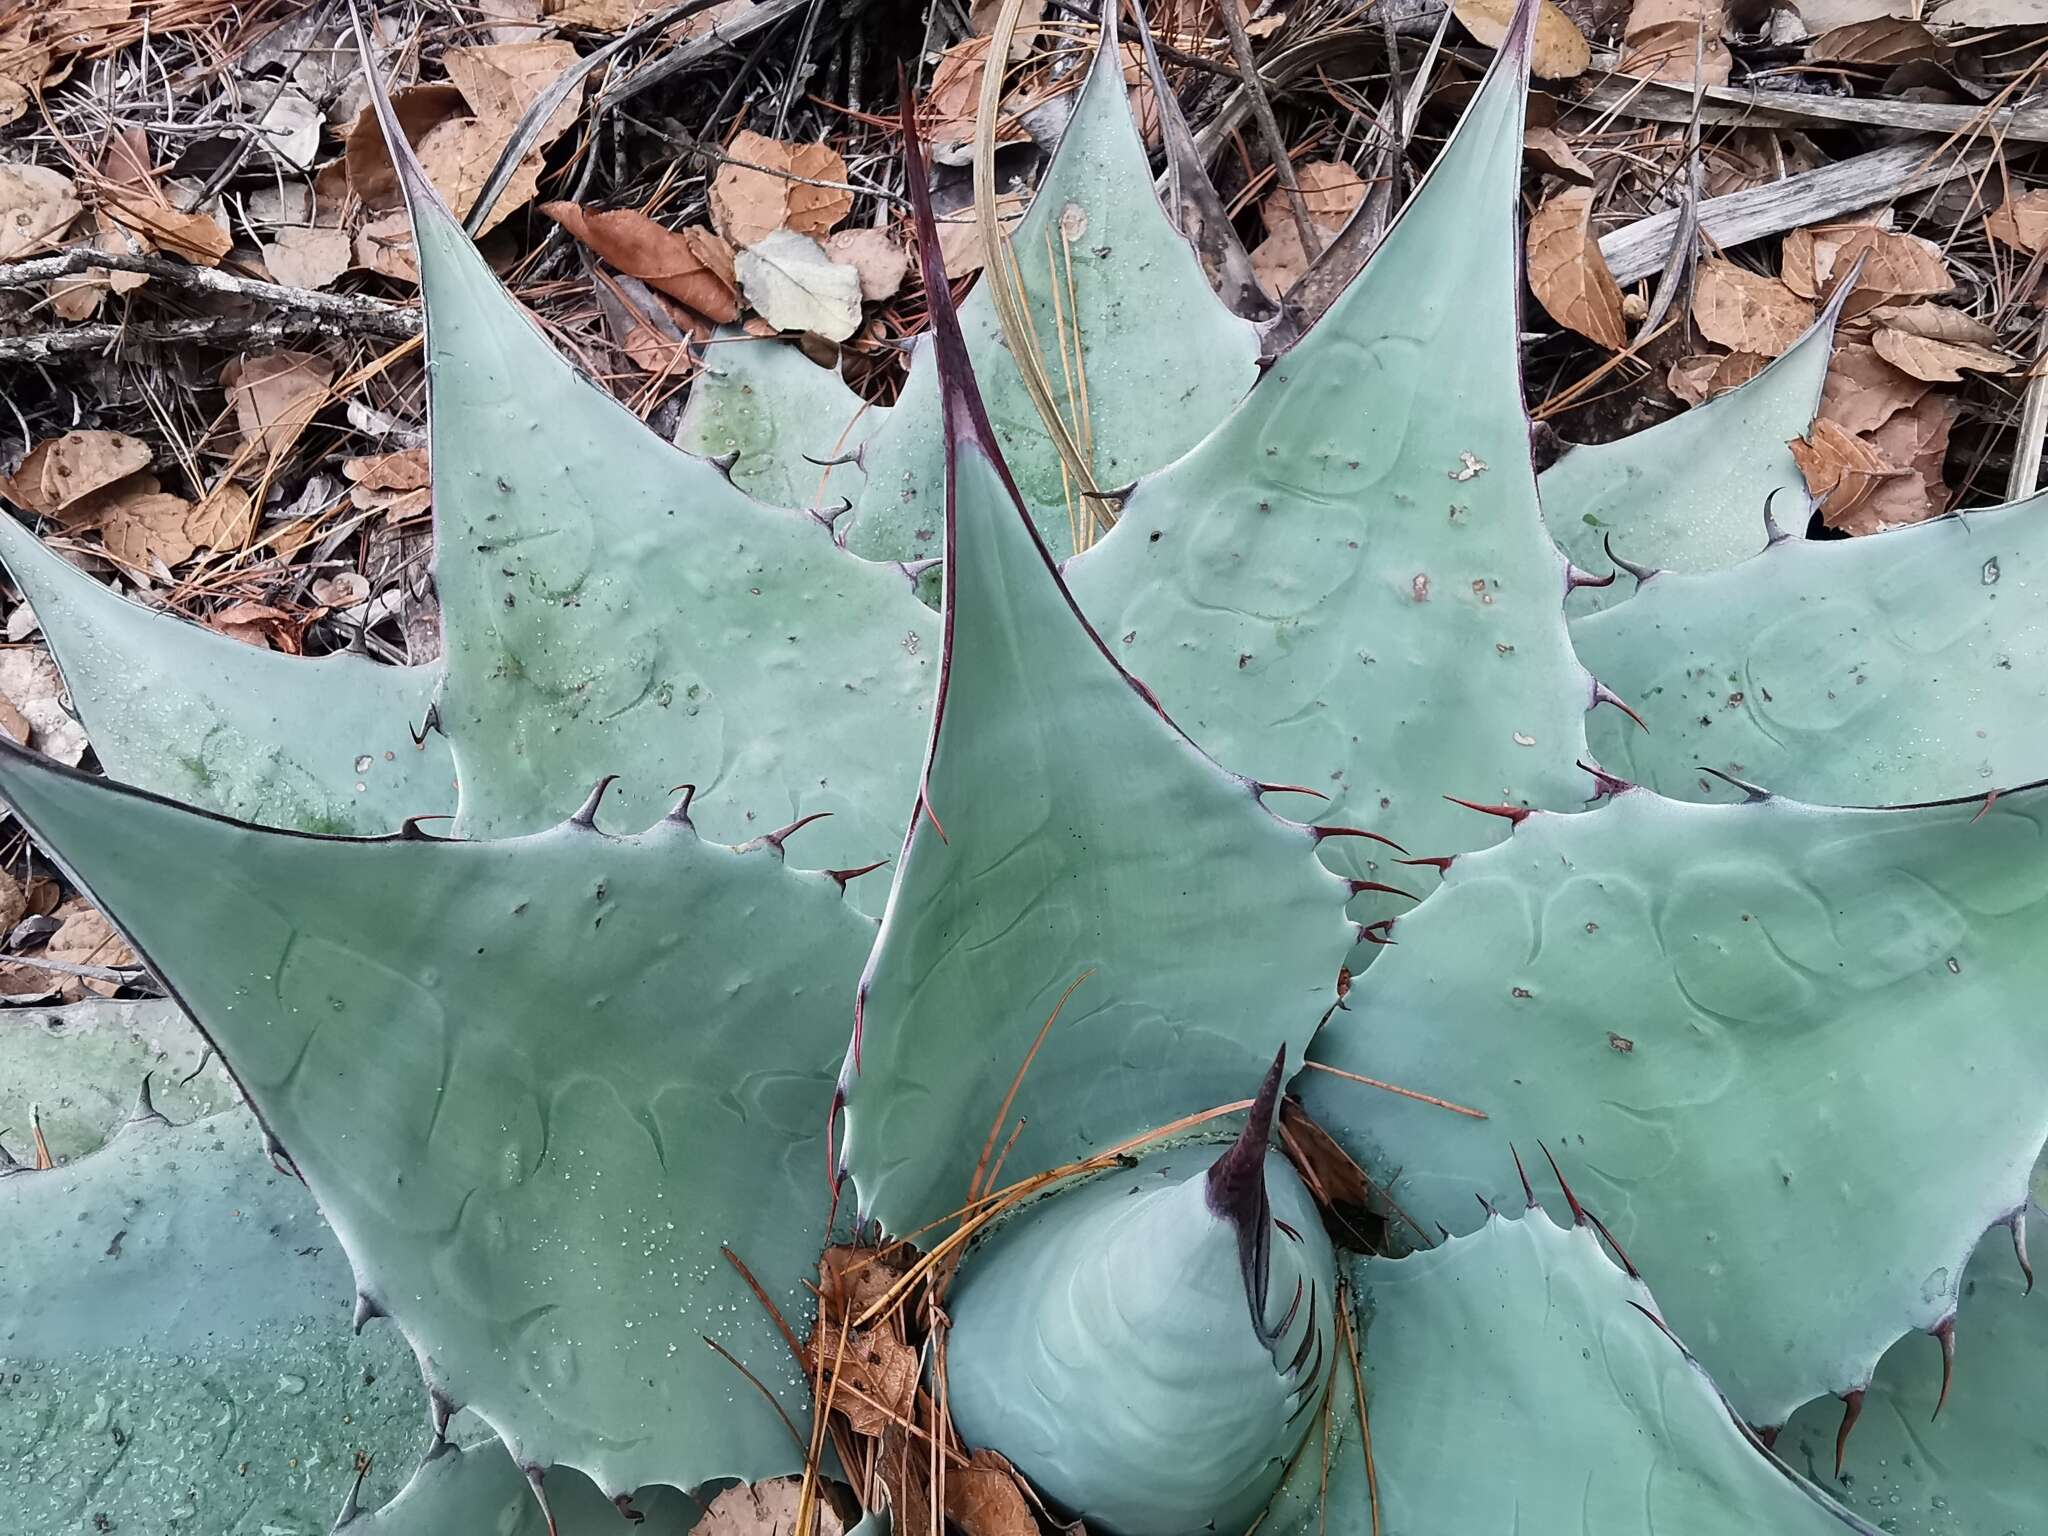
[1301,1059,1489,1119]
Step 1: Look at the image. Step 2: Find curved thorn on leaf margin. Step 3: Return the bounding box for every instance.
[1590,679,1648,732]
[1697,765,1773,804]
[1510,1145,1537,1208]
[429,1388,457,1444]
[352,1292,385,1334]
[569,775,620,830]
[400,814,453,841]
[1565,563,1616,592]
[1250,779,1331,802]
[1583,1205,1643,1280]
[2008,1205,2034,1293]
[1834,1388,1866,1479]
[1442,795,1532,827]
[1972,788,2001,825]
[1347,879,1419,902]
[1205,1045,1285,1343]
[1398,854,1455,874]
[332,1449,372,1529]
[1578,759,1634,801]
[614,1492,648,1525]
[1602,533,1660,587]
[1929,1313,1956,1421]
[1760,487,1795,547]
[756,810,833,855]
[665,783,698,826]
[1312,823,1409,854]
[1538,1141,1589,1225]
[128,1072,166,1127]
[524,1464,559,1536]
[828,858,890,891]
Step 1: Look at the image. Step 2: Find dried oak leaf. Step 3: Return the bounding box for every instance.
[1453,0,1591,78]
[824,227,911,303]
[921,36,1043,153]
[263,224,352,291]
[346,450,433,521]
[1691,261,1812,355]
[0,165,81,261]
[311,571,371,609]
[222,350,336,472]
[344,85,468,211]
[1260,160,1369,236]
[97,185,231,266]
[5,430,150,515]
[1846,391,1955,534]
[1527,187,1627,349]
[1781,221,1950,310]
[205,600,303,653]
[1620,0,1731,85]
[711,132,854,249]
[1870,325,2013,383]
[1250,218,1316,300]
[1818,342,1929,435]
[541,202,740,321]
[1668,349,1768,406]
[1986,190,2048,255]
[944,1448,1039,1536]
[1865,301,2002,347]
[1790,417,1906,528]
[695,1479,845,1536]
[97,482,198,570]
[44,902,135,1000]
[187,481,258,553]
[1524,126,1594,183]
[1809,17,1949,64]
[934,196,1023,280]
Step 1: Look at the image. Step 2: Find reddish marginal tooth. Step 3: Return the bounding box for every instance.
[762,810,833,852]
[1357,919,1398,947]
[1752,1423,1781,1451]
[1313,823,1409,853]
[1834,1388,1865,1478]
[1399,854,1455,873]
[1252,779,1330,801]
[1538,1142,1589,1225]
[665,784,698,825]
[1442,795,1532,826]
[1590,680,1649,733]
[1565,563,1616,592]
[400,814,453,840]
[1577,759,1633,800]
[1583,1206,1642,1279]
[1930,1315,1956,1421]
[827,858,889,891]
[1973,789,2001,824]
[1510,1146,1537,1208]
[615,1492,648,1524]
[569,774,620,830]
[1347,879,1418,901]
[524,1465,559,1536]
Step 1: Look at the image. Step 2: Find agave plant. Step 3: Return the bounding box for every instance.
[6,4,2048,1533]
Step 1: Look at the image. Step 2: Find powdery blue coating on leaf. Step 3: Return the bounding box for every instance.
[399,109,933,874]
[1359,1210,1873,1533]
[0,740,879,1498]
[838,445,1355,1238]
[0,998,235,1162]
[1063,29,1588,916]
[842,19,1261,564]
[1549,306,1835,617]
[1575,491,2048,806]
[946,1147,1333,1536]
[673,330,880,513]
[0,514,449,835]
[1302,786,2048,1427]
[343,1442,705,1534]
[0,1111,428,1533]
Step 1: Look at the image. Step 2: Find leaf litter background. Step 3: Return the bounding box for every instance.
[0,0,2040,1522]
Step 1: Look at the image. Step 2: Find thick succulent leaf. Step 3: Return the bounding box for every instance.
[378,71,932,872]
[1359,1210,1873,1533]
[0,997,235,1161]
[1301,785,2048,1427]
[843,15,1261,563]
[0,740,878,1497]
[0,514,449,834]
[1549,301,1838,617]
[1063,15,1590,914]
[2,1109,428,1532]
[673,331,880,512]
[948,1142,1332,1536]
[837,133,1354,1238]
[344,1442,703,1534]
[1576,492,2048,806]
[1779,1182,2045,1532]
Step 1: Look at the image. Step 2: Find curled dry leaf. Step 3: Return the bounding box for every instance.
[44,902,136,1000]
[541,202,740,322]
[1669,350,1769,406]
[354,211,419,282]
[345,449,432,521]
[596,270,706,378]
[944,1447,1041,1536]
[1818,342,1929,435]
[1452,0,1590,78]
[0,645,87,764]
[1847,390,1955,534]
[1527,187,1627,350]
[1691,261,1812,356]
[1986,190,2048,255]
[1250,218,1317,300]
[205,600,303,654]
[1260,161,1369,236]
[734,230,862,342]
[222,350,337,473]
[186,481,258,553]
[1808,17,1948,64]
[1789,417,1905,526]
[1524,126,1594,184]
[1781,221,1951,310]
[933,195,1023,280]
[97,186,231,267]
[344,85,468,211]
[95,481,197,570]
[710,131,854,249]
[824,227,911,303]
[1,430,150,515]
[1621,0,1730,86]
[695,1479,845,1536]
[0,165,81,261]
[1865,301,2002,347]
[923,35,1042,153]
[263,224,352,291]
[1870,325,2014,383]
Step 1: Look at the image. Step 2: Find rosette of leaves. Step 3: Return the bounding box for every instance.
[5,2,2048,1533]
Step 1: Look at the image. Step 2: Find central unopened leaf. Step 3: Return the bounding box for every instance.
[0,743,877,1498]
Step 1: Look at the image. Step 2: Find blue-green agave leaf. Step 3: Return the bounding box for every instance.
[1,1107,427,1533]
[836,114,1354,1239]
[0,997,235,1162]
[1300,783,2048,1428]
[1062,7,1593,918]
[0,741,879,1498]
[340,1441,705,1534]
[374,64,934,871]
[1358,1208,1873,1533]
[1778,1165,2045,1530]
[846,9,1261,563]
[945,1062,1334,1536]
[1575,491,2048,806]
[1549,291,1843,617]
[673,330,879,513]
[0,515,449,834]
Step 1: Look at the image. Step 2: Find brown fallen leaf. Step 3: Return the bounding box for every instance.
[346,450,433,521]
[1621,19,1733,85]
[1845,391,1955,534]
[97,185,231,267]
[934,196,1023,280]
[0,165,82,260]
[944,1447,1039,1536]
[825,227,911,302]
[1871,325,2013,383]
[1692,261,1812,355]
[710,132,853,249]
[222,351,337,473]
[0,693,28,746]
[187,481,258,553]
[1527,187,1627,350]
[596,270,706,378]
[1809,17,1948,65]
[442,40,583,140]
[3,430,151,515]
[96,480,197,570]
[263,224,352,291]
[311,571,371,609]
[541,202,740,321]
[1250,218,1316,300]
[1986,190,2048,255]
[44,902,136,999]
[1865,302,2002,348]
[354,211,419,282]
[694,1479,846,1536]
[1524,126,1594,184]
[206,600,304,653]
[1781,221,1950,310]
[1260,160,1369,236]
[1818,342,1929,435]
[1790,417,1906,528]
[1452,0,1590,78]
[0,645,86,763]
[344,85,468,211]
